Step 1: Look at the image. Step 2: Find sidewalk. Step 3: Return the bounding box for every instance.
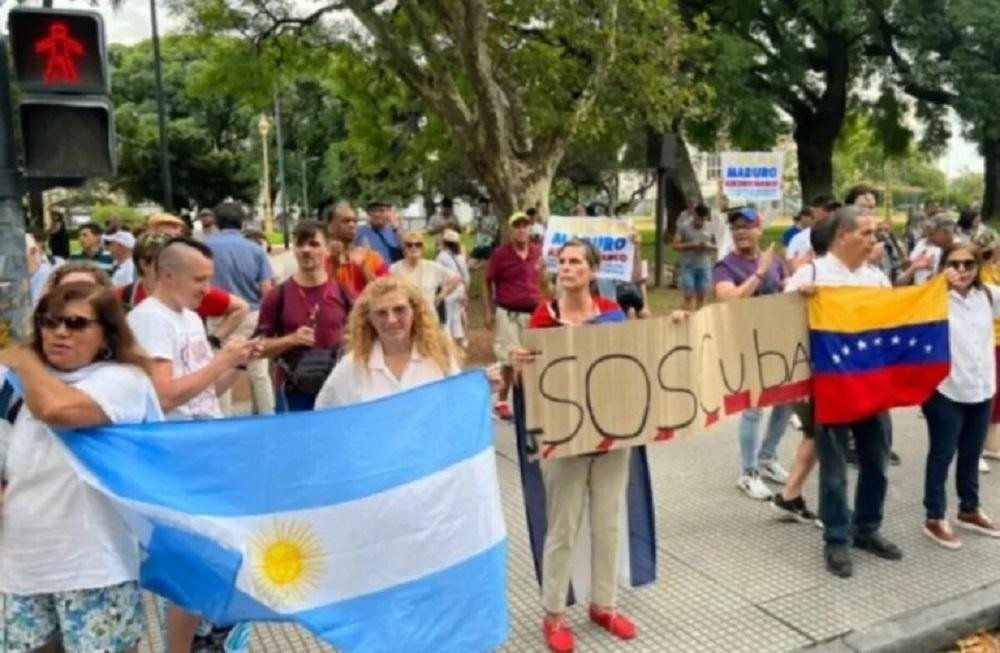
[139,406,1000,652]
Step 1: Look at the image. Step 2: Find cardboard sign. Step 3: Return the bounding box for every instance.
[520,293,811,459]
[720,151,785,202]
[541,216,635,281]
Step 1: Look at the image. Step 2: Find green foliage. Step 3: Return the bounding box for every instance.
[109,35,258,208]
[91,204,143,224]
[169,0,701,217]
[832,109,946,204]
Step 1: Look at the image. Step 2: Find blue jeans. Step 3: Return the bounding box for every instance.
[816,414,890,544]
[922,391,993,519]
[679,265,711,294]
[738,404,793,474]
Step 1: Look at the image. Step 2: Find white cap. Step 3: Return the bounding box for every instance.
[102,231,136,249]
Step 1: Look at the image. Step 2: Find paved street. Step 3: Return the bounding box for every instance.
[139,405,1000,652]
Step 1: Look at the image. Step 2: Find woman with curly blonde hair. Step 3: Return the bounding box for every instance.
[314,276,462,407]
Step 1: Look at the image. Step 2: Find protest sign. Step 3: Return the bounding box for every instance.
[520,293,811,459]
[721,151,785,202]
[541,216,635,281]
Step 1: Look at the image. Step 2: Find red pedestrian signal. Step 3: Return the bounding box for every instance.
[8,8,108,94]
[36,22,86,85]
[7,7,115,179]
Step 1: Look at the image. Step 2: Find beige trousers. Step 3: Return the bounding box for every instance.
[216,310,275,416]
[540,449,631,614]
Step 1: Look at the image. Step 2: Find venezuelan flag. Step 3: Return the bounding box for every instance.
[809,276,950,424]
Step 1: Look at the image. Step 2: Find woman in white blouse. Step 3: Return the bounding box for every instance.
[435,229,471,347]
[0,281,162,653]
[315,276,462,407]
[389,231,461,322]
[922,242,1000,549]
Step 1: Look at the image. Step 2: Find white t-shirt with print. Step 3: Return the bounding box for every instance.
[0,363,163,594]
[128,296,222,420]
[390,259,457,309]
[909,238,942,285]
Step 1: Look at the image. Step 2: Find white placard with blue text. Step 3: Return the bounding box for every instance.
[721,151,785,202]
[542,216,635,282]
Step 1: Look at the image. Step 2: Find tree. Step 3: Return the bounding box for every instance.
[169,0,698,219]
[678,0,885,202]
[110,36,258,208]
[870,0,1000,219]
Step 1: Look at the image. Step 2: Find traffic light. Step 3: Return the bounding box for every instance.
[6,7,115,179]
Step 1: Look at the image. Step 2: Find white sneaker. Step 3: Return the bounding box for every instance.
[738,472,772,500]
[980,457,991,474]
[759,460,790,484]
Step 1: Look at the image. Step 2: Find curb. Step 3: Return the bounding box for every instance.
[801,582,1000,652]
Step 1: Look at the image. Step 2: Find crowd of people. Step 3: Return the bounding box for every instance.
[1,186,999,653]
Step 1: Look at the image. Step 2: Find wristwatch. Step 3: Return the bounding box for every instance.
[207,334,222,349]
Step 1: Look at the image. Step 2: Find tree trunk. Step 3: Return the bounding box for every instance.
[794,127,836,204]
[475,153,556,230]
[665,132,703,237]
[983,136,1000,222]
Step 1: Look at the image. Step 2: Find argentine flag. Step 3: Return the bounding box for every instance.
[59,371,508,652]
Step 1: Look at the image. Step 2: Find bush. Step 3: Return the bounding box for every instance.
[91,204,143,225]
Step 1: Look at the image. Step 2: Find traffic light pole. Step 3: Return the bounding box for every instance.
[150,0,173,212]
[0,38,31,345]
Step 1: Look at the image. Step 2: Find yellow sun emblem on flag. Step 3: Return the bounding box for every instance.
[249,520,326,608]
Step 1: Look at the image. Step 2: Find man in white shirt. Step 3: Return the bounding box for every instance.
[906,214,954,286]
[104,231,136,288]
[126,237,260,651]
[787,207,901,579]
[785,194,840,272]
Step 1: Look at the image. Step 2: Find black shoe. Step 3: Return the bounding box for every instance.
[853,532,903,560]
[825,544,853,578]
[890,450,901,465]
[771,495,822,528]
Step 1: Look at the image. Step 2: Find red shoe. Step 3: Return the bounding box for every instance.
[588,605,636,640]
[542,615,574,652]
[493,401,513,422]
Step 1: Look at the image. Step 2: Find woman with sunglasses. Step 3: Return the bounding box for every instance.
[314,276,462,408]
[389,231,462,323]
[921,243,1000,549]
[0,282,162,653]
[510,239,685,653]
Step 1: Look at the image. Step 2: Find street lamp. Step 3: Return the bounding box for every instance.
[258,114,273,233]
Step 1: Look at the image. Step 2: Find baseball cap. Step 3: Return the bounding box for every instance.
[366,199,392,209]
[508,211,531,226]
[103,231,136,249]
[727,207,761,227]
[442,228,461,244]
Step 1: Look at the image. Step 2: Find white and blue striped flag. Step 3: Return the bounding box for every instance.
[58,370,508,652]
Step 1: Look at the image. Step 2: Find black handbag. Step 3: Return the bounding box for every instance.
[273,280,351,394]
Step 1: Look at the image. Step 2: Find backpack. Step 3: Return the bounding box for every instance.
[274,279,352,395]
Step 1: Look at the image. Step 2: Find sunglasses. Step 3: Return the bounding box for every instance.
[404,241,424,249]
[38,314,99,331]
[946,259,977,271]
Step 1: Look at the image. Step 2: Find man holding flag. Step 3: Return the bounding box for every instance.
[785,206,948,578]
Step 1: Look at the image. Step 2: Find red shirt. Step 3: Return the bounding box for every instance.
[117,282,231,318]
[529,296,626,328]
[324,250,389,294]
[256,278,352,351]
[485,242,543,312]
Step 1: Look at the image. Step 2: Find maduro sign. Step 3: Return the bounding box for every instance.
[520,293,811,459]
